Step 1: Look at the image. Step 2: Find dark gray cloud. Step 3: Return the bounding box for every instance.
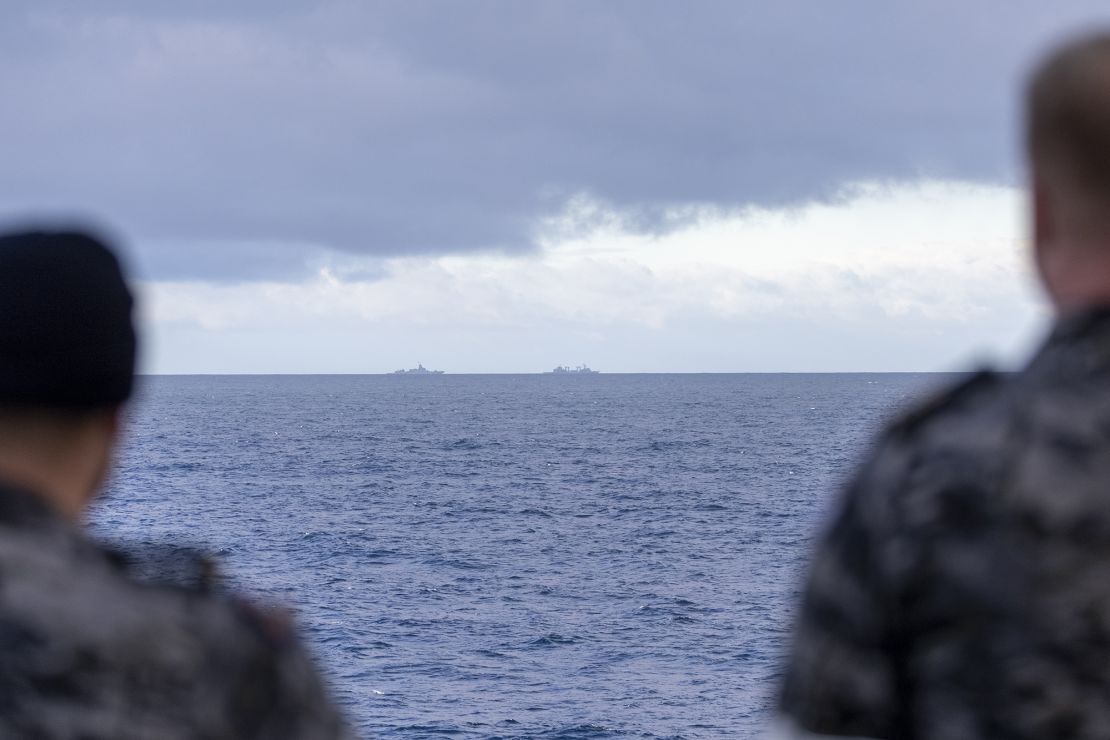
[0,0,1106,279]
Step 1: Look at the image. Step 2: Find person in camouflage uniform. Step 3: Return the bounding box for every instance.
[774,32,1110,740]
[0,230,350,738]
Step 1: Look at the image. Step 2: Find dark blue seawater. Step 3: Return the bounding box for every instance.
[92,373,946,738]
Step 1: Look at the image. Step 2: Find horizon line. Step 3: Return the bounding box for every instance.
[136,370,974,377]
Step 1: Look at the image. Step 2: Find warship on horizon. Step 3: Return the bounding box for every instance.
[547,364,600,375]
[392,363,445,375]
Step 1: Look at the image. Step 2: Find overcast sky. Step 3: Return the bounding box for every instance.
[3,1,1109,373]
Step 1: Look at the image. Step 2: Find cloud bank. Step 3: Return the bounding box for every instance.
[142,180,1044,373]
[1,1,1107,279]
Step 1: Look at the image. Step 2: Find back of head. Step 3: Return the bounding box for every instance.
[1025,32,1110,313]
[0,229,136,513]
[1028,33,1110,225]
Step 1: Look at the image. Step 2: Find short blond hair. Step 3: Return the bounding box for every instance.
[1028,32,1110,193]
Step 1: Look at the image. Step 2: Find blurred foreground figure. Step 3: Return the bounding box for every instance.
[0,230,349,738]
[774,33,1110,739]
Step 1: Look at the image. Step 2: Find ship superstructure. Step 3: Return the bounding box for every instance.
[393,363,445,375]
[547,364,599,374]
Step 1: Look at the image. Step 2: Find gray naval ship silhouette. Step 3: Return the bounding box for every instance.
[546,364,600,374]
[392,363,444,375]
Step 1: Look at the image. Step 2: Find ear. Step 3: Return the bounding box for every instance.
[104,406,122,439]
[86,407,121,449]
[80,407,123,510]
[1031,175,1058,306]
[1032,175,1054,252]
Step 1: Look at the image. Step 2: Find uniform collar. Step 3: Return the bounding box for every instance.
[1048,305,1110,342]
[0,481,66,528]
[1027,305,1110,379]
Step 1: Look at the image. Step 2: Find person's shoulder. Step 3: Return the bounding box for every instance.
[846,370,1012,515]
[885,369,1008,443]
[125,564,352,738]
[202,594,352,740]
[30,538,350,738]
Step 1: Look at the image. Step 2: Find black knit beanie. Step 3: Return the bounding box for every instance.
[0,229,136,408]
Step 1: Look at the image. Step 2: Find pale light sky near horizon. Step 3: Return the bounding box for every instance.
[2,1,1105,373]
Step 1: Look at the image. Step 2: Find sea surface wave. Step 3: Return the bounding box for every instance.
[94,373,943,738]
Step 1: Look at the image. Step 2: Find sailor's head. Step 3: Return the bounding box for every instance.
[1027,31,1110,312]
[0,228,136,519]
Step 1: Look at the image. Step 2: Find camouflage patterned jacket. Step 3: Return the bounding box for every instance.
[777,308,1110,739]
[0,484,352,739]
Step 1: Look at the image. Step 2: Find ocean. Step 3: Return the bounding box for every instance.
[92,373,947,738]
